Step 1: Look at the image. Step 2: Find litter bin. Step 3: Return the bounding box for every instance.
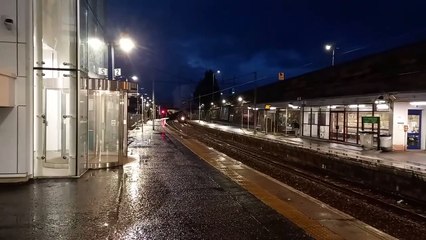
[359,131,374,149]
[379,134,392,152]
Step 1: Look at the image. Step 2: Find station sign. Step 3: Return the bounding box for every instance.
[362,116,380,124]
[98,67,107,76]
[114,68,122,77]
[265,104,271,110]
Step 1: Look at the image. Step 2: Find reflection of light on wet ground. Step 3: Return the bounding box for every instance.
[125,125,159,204]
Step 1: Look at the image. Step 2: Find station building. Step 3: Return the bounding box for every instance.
[217,41,426,152]
[0,0,136,181]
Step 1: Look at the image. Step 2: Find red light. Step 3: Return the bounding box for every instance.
[161,110,165,114]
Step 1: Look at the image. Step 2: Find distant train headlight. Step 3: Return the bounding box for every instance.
[180,116,185,121]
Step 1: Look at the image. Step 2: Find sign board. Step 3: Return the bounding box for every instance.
[362,116,380,124]
[278,72,285,80]
[114,68,121,77]
[404,125,409,132]
[98,67,108,76]
[265,104,271,110]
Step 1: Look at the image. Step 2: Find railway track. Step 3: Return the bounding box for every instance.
[167,120,426,239]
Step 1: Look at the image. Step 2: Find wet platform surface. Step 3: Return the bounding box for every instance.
[0,126,310,239]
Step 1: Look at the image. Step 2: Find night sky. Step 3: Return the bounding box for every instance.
[106,0,426,107]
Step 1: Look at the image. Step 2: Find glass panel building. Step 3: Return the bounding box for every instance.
[0,0,135,181]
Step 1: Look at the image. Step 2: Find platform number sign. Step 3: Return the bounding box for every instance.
[98,67,107,76]
[114,68,121,77]
[278,72,285,80]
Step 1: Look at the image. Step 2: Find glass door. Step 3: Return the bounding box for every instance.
[45,88,72,164]
[34,70,76,176]
[330,111,345,141]
[407,110,422,149]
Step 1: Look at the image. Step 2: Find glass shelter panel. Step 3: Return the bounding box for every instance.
[88,90,127,167]
[78,75,89,175]
[330,111,345,141]
[34,70,77,177]
[34,0,77,69]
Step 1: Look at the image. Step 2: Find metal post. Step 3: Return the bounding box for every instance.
[265,112,268,135]
[241,104,243,129]
[198,95,201,122]
[285,106,288,135]
[212,72,216,104]
[253,72,257,134]
[141,96,144,132]
[152,79,155,130]
[332,49,335,66]
[247,108,250,130]
[111,44,115,80]
[273,113,276,134]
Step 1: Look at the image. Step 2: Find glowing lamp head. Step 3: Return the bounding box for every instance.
[119,37,135,53]
[325,44,332,51]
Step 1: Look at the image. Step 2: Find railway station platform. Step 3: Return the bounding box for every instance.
[0,124,395,239]
[192,120,426,175]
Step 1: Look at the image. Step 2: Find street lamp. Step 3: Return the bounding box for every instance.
[212,70,221,104]
[110,36,136,80]
[238,96,243,128]
[119,37,135,53]
[131,75,138,81]
[325,44,336,66]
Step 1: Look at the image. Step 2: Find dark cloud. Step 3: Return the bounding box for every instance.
[107,0,426,107]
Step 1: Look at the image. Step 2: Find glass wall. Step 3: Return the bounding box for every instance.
[302,104,390,145]
[87,88,128,168]
[78,73,89,175]
[34,0,78,177]
[80,0,108,78]
[33,0,108,177]
[303,106,329,139]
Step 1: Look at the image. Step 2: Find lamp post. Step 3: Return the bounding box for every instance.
[238,96,243,129]
[110,37,135,80]
[253,72,257,134]
[325,44,336,66]
[198,95,201,122]
[152,78,155,130]
[210,70,220,122]
[212,70,221,103]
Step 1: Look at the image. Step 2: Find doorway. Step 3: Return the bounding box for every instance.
[330,111,345,141]
[407,110,422,150]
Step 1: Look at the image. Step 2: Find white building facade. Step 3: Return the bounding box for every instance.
[0,0,133,181]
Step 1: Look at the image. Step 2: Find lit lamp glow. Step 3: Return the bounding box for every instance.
[88,37,104,50]
[119,37,135,53]
[410,101,426,106]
